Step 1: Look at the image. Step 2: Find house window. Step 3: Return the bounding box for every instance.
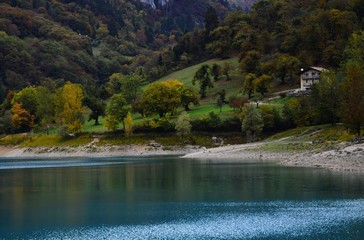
[312,72,316,76]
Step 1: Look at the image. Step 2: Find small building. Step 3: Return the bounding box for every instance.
[300,67,327,90]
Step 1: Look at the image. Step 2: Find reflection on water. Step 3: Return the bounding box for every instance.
[1,156,364,239]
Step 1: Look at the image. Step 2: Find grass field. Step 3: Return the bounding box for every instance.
[84,57,300,133]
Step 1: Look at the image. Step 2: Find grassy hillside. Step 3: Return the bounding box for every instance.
[159,57,244,110]
[84,58,243,133]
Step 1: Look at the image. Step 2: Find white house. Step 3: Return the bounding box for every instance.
[300,67,328,90]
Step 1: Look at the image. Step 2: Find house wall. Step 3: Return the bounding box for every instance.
[300,70,321,90]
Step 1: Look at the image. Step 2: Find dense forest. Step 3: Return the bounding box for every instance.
[0,0,242,101]
[1,0,364,137]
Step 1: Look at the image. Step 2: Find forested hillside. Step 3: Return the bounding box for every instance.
[1,0,364,137]
[0,0,253,102]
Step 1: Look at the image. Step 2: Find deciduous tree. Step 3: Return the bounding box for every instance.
[241,104,263,142]
[84,96,105,126]
[181,87,199,111]
[11,103,34,132]
[254,74,271,96]
[139,80,181,117]
[193,65,213,98]
[56,82,85,135]
[120,73,145,104]
[341,61,364,137]
[12,86,38,117]
[105,93,129,130]
[211,64,222,81]
[310,70,341,125]
[243,73,256,99]
[124,111,133,139]
[175,111,192,143]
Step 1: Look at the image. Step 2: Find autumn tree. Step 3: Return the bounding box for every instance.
[11,103,34,132]
[193,65,213,98]
[12,86,38,117]
[56,82,85,135]
[124,111,133,139]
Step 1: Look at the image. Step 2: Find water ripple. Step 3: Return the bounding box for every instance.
[28,199,364,240]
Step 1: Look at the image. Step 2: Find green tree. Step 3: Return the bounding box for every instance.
[139,80,181,117]
[243,73,256,99]
[254,74,271,96]
[240,50,261,74]
[121,73,145,103]
[12,86,38,117]
[84,96,106,126]
[341,61,364,137]
[204,6,219,36]
[217,89,226,112]
[36,86,56,134]
[211,63,222,81]
[105,73,123,96]
[181,87,199,111]
[241,104,264,142]
[193,64,213,98]
[207,26,233,58]
[223,62,232,80]
[310,70,341,125]
[273,54,301,84]
[105,93,129,130]
[283,97,311,128]
[175,111,192,143]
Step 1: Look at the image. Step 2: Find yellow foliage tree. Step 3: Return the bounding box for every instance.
[124,112,133,139]
[56,82,85,135]
[104,115,119,132]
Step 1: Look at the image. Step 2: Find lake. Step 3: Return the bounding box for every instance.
[1,156,364,239]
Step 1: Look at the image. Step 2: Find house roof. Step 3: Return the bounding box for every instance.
[302,67,328,73]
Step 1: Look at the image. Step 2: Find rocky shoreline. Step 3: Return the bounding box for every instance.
[183,141,364,172]
[1,140,364,172]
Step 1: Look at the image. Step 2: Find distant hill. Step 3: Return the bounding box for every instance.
[140,0,259,10]
[0,0,261,101]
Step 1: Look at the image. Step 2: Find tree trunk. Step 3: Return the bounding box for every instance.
[94,116,100,126]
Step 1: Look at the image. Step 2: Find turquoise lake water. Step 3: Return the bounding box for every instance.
[0,156,364,239]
